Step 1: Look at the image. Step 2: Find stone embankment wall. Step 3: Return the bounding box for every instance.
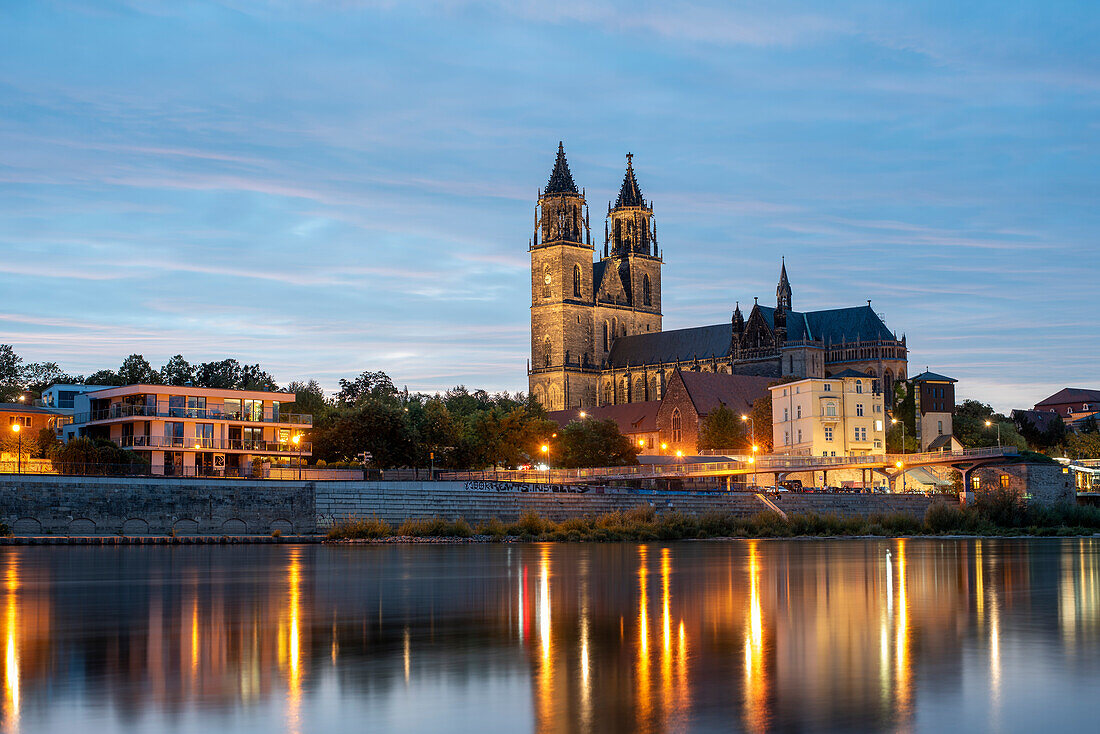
[313,481,941,528]
[0,475,314,535]
[0,476,943,535]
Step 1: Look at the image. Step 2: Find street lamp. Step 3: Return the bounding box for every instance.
[984,420,1002,448]
[292,434,302,480]
[891,417,906,455]
[741,414,758,489]
[579,411,587,419]
[11,424,21,474]
[541,443,550,484]
[895,459,906,494]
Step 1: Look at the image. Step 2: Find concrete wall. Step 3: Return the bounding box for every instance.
[0,475,314,535]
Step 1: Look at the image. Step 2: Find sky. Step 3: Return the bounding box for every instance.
[1,0,1098,412]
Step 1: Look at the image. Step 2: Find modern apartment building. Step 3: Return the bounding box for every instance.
[66,384,311,476]
[770,370,886,457]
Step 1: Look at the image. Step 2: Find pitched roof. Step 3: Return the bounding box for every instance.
[910,371,957,383]
[547,401,659,435]
[677,372,773,416]
[607,304,896,368]
[926,435,961,451]
[830,368,872,379]
[1012,409,1062,433]
[0,403,68,415]
[1035,387,1100,408]
[609,323,732,367]
[544,141,579,195]
[614,154,644,208]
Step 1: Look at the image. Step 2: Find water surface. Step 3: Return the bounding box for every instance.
[0,539,1097,733]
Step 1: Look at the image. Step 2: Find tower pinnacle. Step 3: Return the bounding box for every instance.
[544,141,579,195]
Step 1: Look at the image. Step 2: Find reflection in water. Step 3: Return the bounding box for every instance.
[0,540,1097,733]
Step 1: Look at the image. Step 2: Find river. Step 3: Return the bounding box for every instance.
[0,539,1095,732]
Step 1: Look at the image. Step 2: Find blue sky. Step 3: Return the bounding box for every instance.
[1,1,1097,411]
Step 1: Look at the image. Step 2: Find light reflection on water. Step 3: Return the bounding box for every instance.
[0,539,1097,733]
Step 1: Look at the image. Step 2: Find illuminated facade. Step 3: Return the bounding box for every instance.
[66,384,312,476]
[770,371,887,457]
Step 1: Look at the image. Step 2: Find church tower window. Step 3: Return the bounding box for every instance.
[542,265,551,298]
[671,409,682,443]
[603,321,609,351]
[573,264,582,297]
[643,274,652,306]
[543,337,552,367]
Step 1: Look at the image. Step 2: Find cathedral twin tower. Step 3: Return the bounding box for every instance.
[528,143,663,411]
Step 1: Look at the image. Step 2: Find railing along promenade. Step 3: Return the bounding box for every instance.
[442,446,1019,484]
[72,404,312,425]
[116,436,312,453]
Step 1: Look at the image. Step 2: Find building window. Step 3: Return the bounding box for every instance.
[796,405,802,419]
[573,264,582,297]
[643,274,652,306]
[856,403,864,417]
[1000,474,1010,489]
[542,265,551,298]
[971,476,981,491]
[855,381,863,394]
[874,439,882,449]
[875,420,883,432]
[797,429,802,443]
[544,337,552,367]
[874,404,882,413]
[823,383,831,392]
[782,388,788,397]
[603,322,609,351]
[938,420,944,435]
[824,426,833,441]
[825,403,836,417]
[784,430,790,445]
[783,407,789,422]
[671,409,682,443]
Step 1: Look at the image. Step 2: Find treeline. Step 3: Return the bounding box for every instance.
[296,371,638,471]
[0,345,278,400]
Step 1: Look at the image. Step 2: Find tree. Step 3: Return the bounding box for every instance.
[338,371,398,406]
[696,403,746,452]
[749,395,773,453]
[118,354,160,385]
[285,380,328,415]
[21,361,75,397]
[0,344,23,402]
[196,359,242,389]
[311,400,416,468]
[953,400,1026,449]
[1081,414,1099,434]
[1063,432,1100,459]
[84,369,121,386]
[160,355,195,385]
[558,418,639,468]
[240,363,279,391]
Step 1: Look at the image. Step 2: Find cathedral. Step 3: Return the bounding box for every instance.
[528,143,909,411]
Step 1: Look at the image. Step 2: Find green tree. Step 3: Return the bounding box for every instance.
[338,371,398,406]
[558,418,639,468]
[196,359,242,389]
[240,363,279,391]
[84,369,121,386]
[0,344,23,401]
[285,379,328,415]
[118,354,160,385]
[22,361,76,397]
[696,403,746,452]
[1063,432,1100,459]
[160,354,195,385]
[953,400,1025,449]
[749,395,773,452]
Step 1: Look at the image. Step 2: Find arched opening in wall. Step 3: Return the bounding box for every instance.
[652,375,661,399]
[612,318,618,343]
[643,273,652,306]
[883,370,894,398]
[603,321,609,351]
[671,409,682,444]
[602,380,613,405]
[620,376,629,403]
[573,264,582,297]
[543,337,552,367]
[534,384,546,407]
[542,264,551,298]
[548,385,561,411]
[633,378,644,402]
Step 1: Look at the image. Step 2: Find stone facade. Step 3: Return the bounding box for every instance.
[968,462,1075,506]
[527,144,908,411]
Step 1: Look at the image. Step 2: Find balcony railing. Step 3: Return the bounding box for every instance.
[118,436,312,453]
[72,404,312,426]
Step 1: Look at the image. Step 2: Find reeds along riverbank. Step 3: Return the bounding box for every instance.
[327,499,1100,542]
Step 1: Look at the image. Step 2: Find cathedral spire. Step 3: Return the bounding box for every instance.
[544,141,579,195]
[614,152,645,208]
[777,257,792,311]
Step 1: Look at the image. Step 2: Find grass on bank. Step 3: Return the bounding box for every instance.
[327,490,1100,541]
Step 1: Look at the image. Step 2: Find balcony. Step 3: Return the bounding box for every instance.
[118,435,312,453]
[73,404,312,426]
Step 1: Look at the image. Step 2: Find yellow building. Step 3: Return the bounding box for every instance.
[770,369,886,457]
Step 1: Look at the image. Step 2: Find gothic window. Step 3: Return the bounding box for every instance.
[671,409,682,443]
[603,381,613,405]
[543,337,552,367]
[573,264,582,297]
[603,321,609,351]
[643,274,652,306]
[633,377,643,401]
[612,318,618,342]
[542,265,551,298]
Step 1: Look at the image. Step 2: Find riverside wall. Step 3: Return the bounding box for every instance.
[0,475,942,534]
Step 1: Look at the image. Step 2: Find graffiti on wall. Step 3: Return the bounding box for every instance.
[464,480,590,494]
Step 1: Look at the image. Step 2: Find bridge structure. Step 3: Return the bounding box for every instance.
[443,446,1020,493]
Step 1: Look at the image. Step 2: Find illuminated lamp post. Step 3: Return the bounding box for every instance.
[891,417,906,455]
[895,459,906,493]
[741,414,759,489]
[292,434,302,480]
[541,443,550,484]
[11,424,21,474]
[984,420,1002,448]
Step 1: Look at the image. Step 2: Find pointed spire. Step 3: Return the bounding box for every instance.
[614,152,645,208]
[544,141,579,195]
[777,256,792,311]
